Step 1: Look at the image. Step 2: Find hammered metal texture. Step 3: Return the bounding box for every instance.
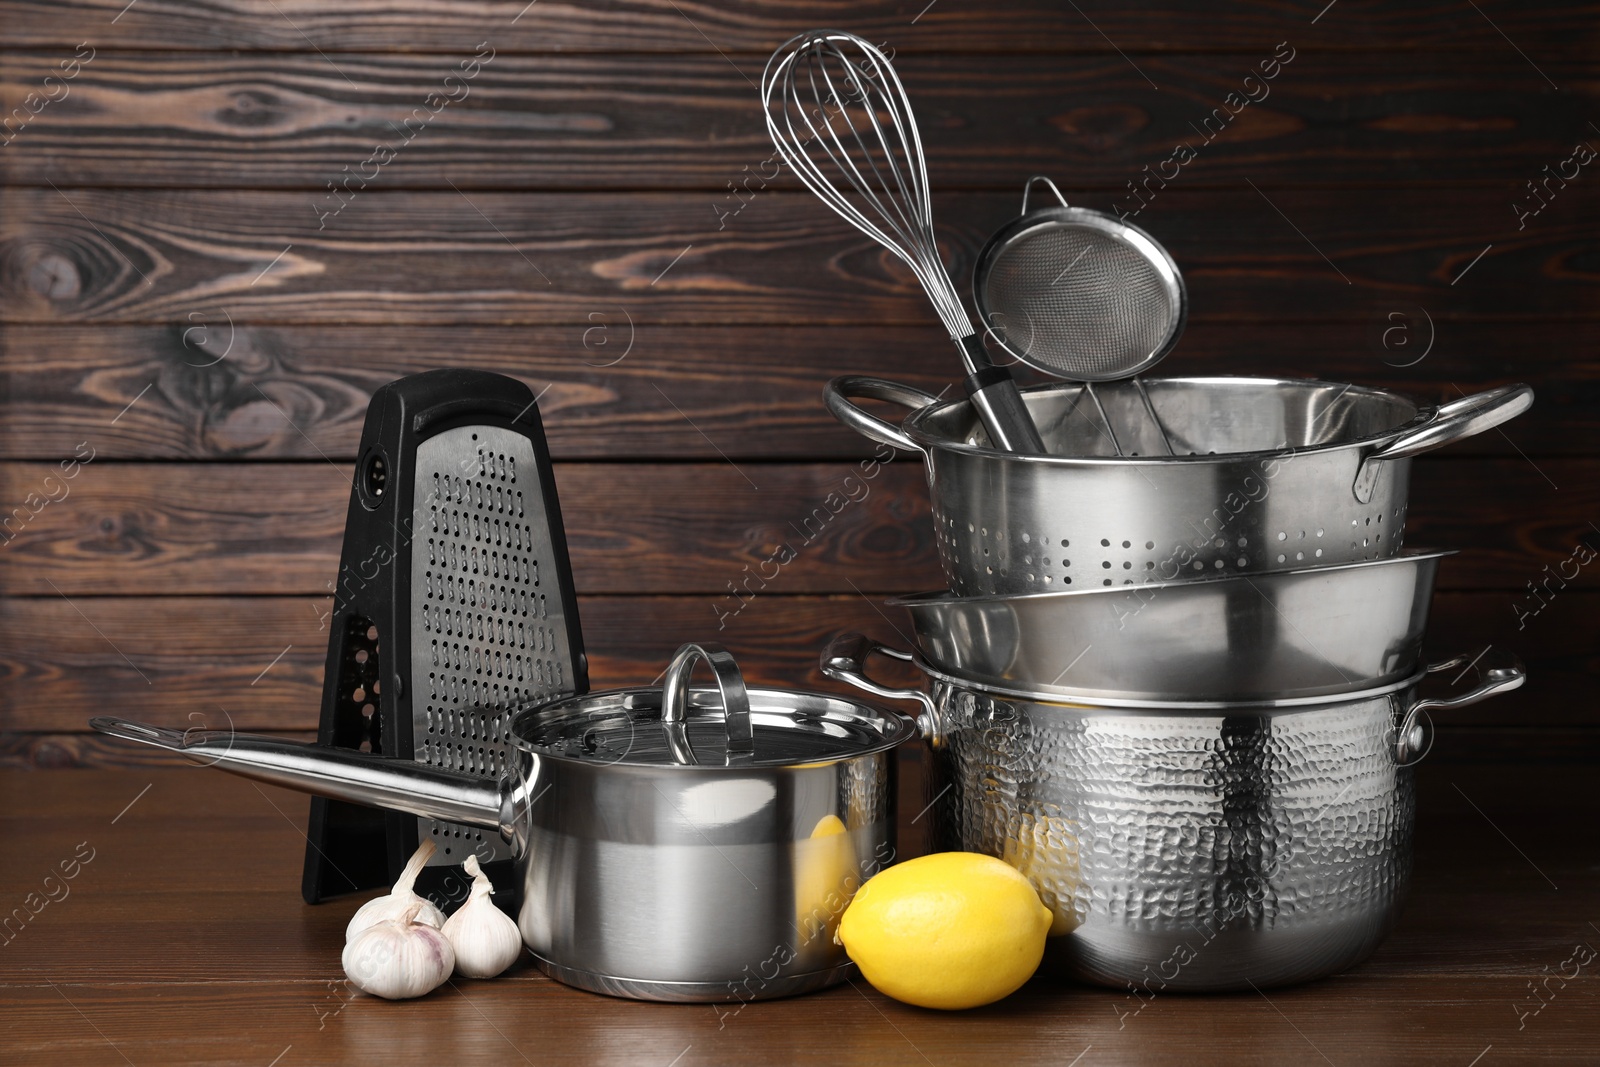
[930,680,1415,990]
[411,425,578,866]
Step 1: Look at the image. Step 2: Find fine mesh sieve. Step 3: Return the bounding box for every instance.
[974,176,1187,453]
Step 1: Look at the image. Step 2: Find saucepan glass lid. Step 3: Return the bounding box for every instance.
[510,643,917,768]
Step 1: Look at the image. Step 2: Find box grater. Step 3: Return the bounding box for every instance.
[301,369,586,906]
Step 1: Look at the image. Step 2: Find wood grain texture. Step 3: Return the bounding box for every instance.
[2,0,1598,53]
[0,459,1592,596]
[0,767,1594,1063]
[2,322,1589,461]
[2,188,1594,326]
[0,460,943,596]
[0,591,1592,740]
[1,0,1596,778]
[3,51,1595,189]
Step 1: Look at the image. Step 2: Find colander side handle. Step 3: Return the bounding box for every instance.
[820,632,940,743]
[1354,384,1534,500]
[823,376,938,454]
[89,717,507,834]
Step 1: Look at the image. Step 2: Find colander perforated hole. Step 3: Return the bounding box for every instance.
[1277,554,1286,562]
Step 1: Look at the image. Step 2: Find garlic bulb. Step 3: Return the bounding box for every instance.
[341,901,455,1000]
[442,854,522,978]
[346,838,446,942]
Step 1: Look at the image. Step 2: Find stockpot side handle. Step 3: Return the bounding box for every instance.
[1394,650,1526,765]
[823,376,938,454]
[819,632,940,744]
[660,642,755,766]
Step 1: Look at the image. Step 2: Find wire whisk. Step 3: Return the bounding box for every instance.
[762,30,1045,454]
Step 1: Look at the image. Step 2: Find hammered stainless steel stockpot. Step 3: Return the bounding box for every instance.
[93,643,919,1003]
[825,375,1532,595]
[822,633,1525,991]
[890,550,1451,706]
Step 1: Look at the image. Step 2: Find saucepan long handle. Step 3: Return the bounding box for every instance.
[89,717,506,833]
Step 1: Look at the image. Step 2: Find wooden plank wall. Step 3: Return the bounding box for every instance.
[1,1,1596,767]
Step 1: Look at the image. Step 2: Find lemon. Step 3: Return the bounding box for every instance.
[838,852,1052,1010]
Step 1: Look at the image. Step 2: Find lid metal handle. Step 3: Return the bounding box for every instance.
[660,642,756,766]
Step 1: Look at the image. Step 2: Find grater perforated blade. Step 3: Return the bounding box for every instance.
[409,424,577,867]
[302,369,586,907]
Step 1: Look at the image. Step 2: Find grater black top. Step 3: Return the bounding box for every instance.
[302,369,587,906]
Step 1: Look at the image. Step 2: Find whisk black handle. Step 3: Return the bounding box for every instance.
[957,334,1047,454]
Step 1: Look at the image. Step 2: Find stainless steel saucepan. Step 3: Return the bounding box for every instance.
[826,375,1532,595]
[823,633,1525,991]
[891,550,1451,705]
[94,643,919,1003]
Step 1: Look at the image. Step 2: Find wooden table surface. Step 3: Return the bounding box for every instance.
[2,761,1595,1067]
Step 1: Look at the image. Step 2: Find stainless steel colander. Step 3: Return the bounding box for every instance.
[825,374,1532,596]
